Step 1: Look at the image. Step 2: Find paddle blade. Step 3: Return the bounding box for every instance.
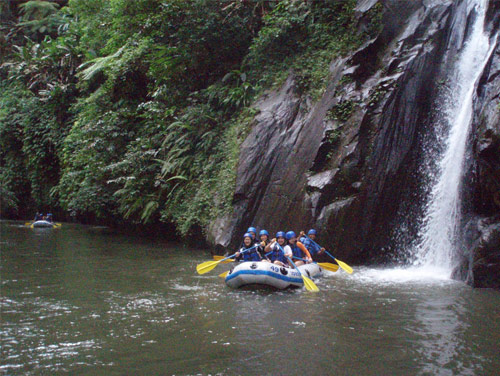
[302,275,319,292]
[318,263,339,272]
[213,255,234,264]
[218,271,229,278]
[335,259,353,274]
[25,222,32,226]
[196,260,221,275]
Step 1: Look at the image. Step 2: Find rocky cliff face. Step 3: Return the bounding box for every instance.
[208,0,500,288]
[460,3,500,288]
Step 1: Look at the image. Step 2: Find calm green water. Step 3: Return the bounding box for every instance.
[1,221,499,375]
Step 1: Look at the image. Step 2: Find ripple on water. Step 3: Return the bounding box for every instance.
[171,283,205,291]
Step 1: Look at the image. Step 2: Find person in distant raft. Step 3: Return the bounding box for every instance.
[257,229,271,260]
[299,229,325,261]
[283,231,312,266]
[264,231,289,266]
[235,233,262,262]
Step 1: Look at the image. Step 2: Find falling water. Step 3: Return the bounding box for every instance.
[413,0,496,274]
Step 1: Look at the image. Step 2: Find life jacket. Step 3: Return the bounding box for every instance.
[299,236,321,255]
[269,244,287,264]
[290,243,305,259]
[238,245,261,262]
[258,240,270,259]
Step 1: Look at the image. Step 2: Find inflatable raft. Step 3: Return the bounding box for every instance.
[225,261,322,290]
[31,220,56,228]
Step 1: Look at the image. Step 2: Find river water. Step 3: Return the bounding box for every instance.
[1,221,499,375]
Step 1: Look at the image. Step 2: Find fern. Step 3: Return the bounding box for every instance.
[18,1,63,37]
[78,44,127,81]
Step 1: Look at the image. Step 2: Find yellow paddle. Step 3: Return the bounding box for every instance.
[276,243,319,292]
[317,262,339,272]
[219,270,229,278]
[323,250,353,274]
[213,255,235,264]
[196,245,258,275]
[286,256,319,292]
[305,235,353,274]
[292,256,339,273]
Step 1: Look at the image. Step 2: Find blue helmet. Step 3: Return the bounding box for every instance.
[307,229,317,235]
[276,231,286,239]
[243,232,252,239]
[247,227,257,234]
[285,231,296,240]
[259,229,269,236]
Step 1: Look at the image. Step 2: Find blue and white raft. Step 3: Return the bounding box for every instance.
[225,262,322,290]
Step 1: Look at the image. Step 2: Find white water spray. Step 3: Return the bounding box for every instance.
[413,0,496,275]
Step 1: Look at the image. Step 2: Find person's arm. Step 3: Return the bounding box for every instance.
[235,247,243,261]
[297,241,312,262]
[283,245,293,260]
[259,243,270,260]
[310,240,324,254]
[265,240,276,253]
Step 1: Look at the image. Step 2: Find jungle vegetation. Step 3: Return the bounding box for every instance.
[0,0,381,236]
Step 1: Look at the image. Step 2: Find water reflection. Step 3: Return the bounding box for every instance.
[414,292,463,375]
[345,267,492,376]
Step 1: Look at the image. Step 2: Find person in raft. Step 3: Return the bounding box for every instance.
[246,226,257,241]
[46,213,53,223]
[283,231,312,266]
[34,212,42,221]
[299,229,325,259]
[264,231,289,266]
[235,233,262,262]
[257,229,271,260]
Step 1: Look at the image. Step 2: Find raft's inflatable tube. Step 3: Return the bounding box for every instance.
[225,261,322,289]
[32,220,55,228]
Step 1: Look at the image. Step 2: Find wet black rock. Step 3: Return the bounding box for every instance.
[461,218,500,288]
[458,12,500,288]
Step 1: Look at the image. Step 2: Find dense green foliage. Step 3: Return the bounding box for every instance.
[1,0,381,233]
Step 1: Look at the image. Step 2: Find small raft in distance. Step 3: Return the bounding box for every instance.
[30,220,59,228]
[225,261,322,290]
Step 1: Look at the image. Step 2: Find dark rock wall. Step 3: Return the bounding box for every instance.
[460,8,500,288]
[209,0,500,288]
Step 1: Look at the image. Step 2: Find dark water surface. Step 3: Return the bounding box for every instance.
[1,221,499,375]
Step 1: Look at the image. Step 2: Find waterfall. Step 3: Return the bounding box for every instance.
[412,0,496,274]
